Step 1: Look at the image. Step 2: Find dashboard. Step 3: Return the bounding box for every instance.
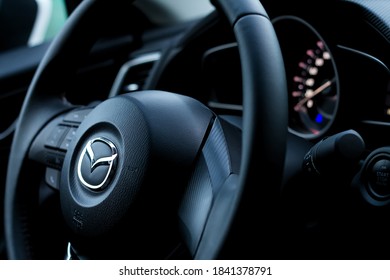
[30,0,386,150]
[147,0,390,148]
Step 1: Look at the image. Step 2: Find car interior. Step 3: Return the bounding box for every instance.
[0,0,389,260]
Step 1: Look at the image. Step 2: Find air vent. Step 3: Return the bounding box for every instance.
[109,52,161,97]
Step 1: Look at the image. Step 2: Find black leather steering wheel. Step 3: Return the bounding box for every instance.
[5,0,287,259]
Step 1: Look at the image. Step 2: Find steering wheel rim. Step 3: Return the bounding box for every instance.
[5,0,288,260]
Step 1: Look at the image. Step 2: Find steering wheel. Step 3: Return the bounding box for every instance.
[5,0,287,259]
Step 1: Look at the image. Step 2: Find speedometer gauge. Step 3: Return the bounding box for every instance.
[272,16,339,139]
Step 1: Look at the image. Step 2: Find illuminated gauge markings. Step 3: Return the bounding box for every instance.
[290,39,338,138]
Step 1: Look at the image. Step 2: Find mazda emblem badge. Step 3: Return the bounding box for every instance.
[77,137,118,190]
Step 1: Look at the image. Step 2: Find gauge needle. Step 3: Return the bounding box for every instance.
[294,79,334,111]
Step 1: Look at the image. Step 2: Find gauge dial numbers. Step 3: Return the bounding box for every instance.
[273,16,340,139]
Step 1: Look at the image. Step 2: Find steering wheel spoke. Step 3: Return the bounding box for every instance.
[178,116,242,258]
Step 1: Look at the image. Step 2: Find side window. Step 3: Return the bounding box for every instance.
[0,0,68,52]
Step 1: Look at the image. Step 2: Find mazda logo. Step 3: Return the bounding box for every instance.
[77,137,118,190]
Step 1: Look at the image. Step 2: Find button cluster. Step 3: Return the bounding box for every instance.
[45,108,91,151]
[43,108,91,189]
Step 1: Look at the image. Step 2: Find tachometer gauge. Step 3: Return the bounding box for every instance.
[272,16,339,139]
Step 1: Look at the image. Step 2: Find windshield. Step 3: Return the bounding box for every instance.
[0,0,68,52]
[0,0,215,53]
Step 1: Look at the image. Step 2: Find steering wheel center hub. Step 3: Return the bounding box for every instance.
[61,94,151,237]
